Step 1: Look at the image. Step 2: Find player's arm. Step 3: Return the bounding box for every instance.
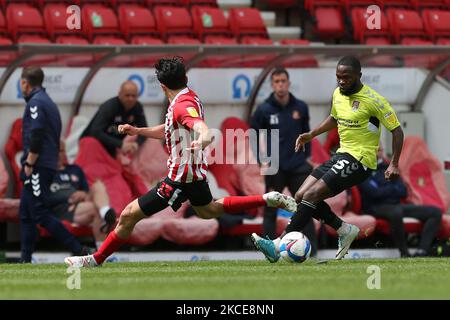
[118,124,165,139]
[24,104,47,176]
[295,115,337,152]
[385,126,404,181]
[189,120,214,150]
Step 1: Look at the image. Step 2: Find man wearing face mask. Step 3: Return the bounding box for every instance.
[252,56,405,262]
[19,67,92,263]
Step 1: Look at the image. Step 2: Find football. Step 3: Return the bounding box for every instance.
[279,231,311,263]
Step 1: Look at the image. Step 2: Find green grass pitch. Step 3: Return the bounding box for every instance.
[1,258,450,299]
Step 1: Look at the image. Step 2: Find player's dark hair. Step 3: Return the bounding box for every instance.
[271,67,289,80]
[154,57,187,90]
[338,56,361,73]
[21,67,44,87]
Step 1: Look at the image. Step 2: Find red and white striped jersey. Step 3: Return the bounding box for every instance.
[164,87,208,183]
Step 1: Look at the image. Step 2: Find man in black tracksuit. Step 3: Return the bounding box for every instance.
[81,80,148,158]
[19,67,88,262]
[251,68,317,253]
[358,149,442,257]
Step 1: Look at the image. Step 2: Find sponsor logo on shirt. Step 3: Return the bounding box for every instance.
[270,114,279,125]
[292,110,301,120]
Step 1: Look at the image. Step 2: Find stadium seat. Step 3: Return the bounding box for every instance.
[342,0,384,15]
[17,35,57,65]
[6,4,47,41]
[82,5,120,41]
[401,38,437,68]
[313,7,345,40]
[91,36,131,66]
[410,0,448,10]
[239,37,275,67]
[422,9,450,42]
[279,39,319,68]
[55,36,94,66]
[191,6,232,41]
[0,37,15,66]
[200,36,239,68]
[180,0,217,7]
[351,7,390,43]
[0,9,7,36]
[154,6,195,41]
[0,156,20,223]
[228,8,269,40]
[387,9,427,43]
[118,5,159,42]
[364,37,398,67]
[304,0,343,12]
[44,4,84,41]
[146,0,180,8]
[4,118,23,198]
[382,0,414,8]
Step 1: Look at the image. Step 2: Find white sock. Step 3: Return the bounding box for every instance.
[96,242,103,250]
[337,222,351,236]
[99,206,111,219]
[273,238,281,253]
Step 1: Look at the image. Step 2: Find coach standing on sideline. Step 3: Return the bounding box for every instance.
[251,67,317,254]
[19,67,89,263]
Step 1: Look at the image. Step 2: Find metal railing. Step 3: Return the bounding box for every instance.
[1,43,449,119]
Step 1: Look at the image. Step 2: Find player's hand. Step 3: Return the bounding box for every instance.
[118,124,139,136]
[295,132,313,152]
[121,141,139,154]
[385,162,400,181]
[69,191,88,204]
[24,165,33,177]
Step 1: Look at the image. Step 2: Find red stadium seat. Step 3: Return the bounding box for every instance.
[154,6,195,41]
[55,36,94,66]
[130,36,163,67]
[422,9,450,42]
[304,0,343,12]
[228,8,268,40]
[92,36,130,66]
[201,36,239,68]
[0,9,7,36]
[82,5,120,41]
[364,37,398,67]
[118,5,159,42]
[17,35,57,65]
[180,0,217,7]
[279,39,319,67]
[6,4,46,41]
[191,6,231,41]
[44,4,83,41]
[410,0,448,10]
[146,0,180,8]
[0,37,15,66]
[351,7,390,43]
[387,9,427,42]
[382,0,414,8]
[401,37,436,68]
[313,6,345,40]
[167,35,201,43]
[342,0,384,15]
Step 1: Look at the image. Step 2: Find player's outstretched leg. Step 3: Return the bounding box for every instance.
[64,199,147,268]
[263,191,297,213]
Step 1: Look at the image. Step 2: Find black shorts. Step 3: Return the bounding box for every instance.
[311,152,372,195]
[138,177,213,216]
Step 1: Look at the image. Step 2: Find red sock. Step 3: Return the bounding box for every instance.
[93,230,127,265]
[223,195,266,213]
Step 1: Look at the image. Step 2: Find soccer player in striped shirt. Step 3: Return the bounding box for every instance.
[65,57,296,267]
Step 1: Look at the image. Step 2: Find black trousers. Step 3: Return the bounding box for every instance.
[370,204,442,254]
[264,167,317,253]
